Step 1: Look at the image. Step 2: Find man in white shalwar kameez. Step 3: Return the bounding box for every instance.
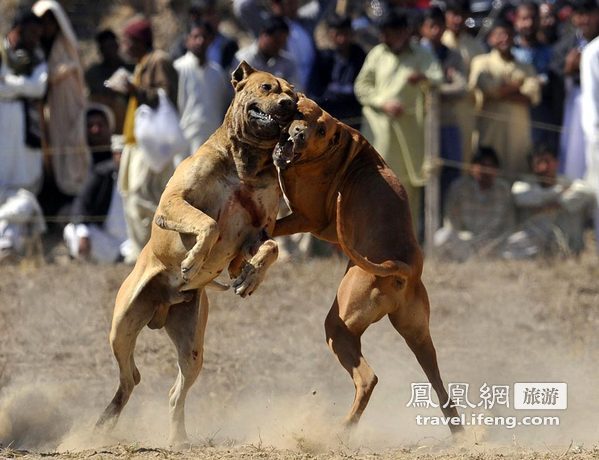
[469,20,540,178]
[354,10,443,234]
[0,11,48,259]
[580,33,599,247]
[174,20,231,158]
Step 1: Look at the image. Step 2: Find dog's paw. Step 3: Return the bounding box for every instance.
[181,251,207,282]
[232,263,264,297]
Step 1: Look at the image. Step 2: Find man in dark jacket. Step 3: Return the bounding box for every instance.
[307,14,365,129]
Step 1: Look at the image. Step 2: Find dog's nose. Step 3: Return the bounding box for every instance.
[292,125,305,142]
[278,97,295,111]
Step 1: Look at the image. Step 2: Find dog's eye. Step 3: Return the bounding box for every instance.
[261,83,272,92]
[317,126,326,136]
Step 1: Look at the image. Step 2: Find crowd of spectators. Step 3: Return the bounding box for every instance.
[1,0,599,264]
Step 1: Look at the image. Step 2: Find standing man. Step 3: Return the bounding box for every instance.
[0,10,47,195]
[33,0,90,219]
[551,0,599,180]
[118,18,178,263]
[581,32,599,247]
[233,0,330,90]
[231,15,300,89]
[420,6,468,206]
[174,19,231,158]
[0,10,48,260]
[307,14,365,129]
[512,2,557,149]
[85,29,133,135]
[469,20,540,178]
[441,0,486,163]
[354,10,443,234]
[170,0,239,69]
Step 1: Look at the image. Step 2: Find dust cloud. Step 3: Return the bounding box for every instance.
[0,255,597,457]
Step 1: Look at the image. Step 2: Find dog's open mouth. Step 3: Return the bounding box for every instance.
[249,106,276,125]
[273,136,296,169]
[248,104,286,131]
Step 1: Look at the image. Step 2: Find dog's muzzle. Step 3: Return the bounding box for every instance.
[248,105,279,129]
[273,136,296,169]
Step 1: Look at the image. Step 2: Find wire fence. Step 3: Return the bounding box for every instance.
[0,91,574,233]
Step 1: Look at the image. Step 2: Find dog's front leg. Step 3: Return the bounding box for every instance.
[272,212,312,237]
[155,198,219,282]
[232,230,278,297]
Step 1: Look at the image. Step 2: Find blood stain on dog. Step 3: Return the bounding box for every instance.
[234,188,263,227]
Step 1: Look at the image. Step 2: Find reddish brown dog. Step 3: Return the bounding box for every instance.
[273,95,462,433]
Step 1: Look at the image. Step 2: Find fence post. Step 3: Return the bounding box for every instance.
[424,88,440,258]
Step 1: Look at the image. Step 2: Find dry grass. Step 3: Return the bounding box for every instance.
[0,248,597,459]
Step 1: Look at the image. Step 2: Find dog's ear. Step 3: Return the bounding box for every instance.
[330,128,341,147]
[231,61,256,90]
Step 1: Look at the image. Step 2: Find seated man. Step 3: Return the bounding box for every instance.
[0,189,46,263]
[503,145,596,258]
[86,103,115,165]
[63,135,128,263]
[435,147,514,261]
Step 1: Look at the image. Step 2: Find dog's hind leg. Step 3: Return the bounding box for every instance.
[164,289,208,447]
[96,284,157,430]
[388,280,463,434]
[325,266,387,426]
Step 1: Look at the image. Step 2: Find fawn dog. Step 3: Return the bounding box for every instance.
[96,62,297,445]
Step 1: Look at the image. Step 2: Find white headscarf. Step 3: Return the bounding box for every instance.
[32,0,79,57]
[33,0,90,196]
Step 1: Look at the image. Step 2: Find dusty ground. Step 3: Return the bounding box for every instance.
[0,245,598,459]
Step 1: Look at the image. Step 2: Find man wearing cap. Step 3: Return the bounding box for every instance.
[117,17,178,263]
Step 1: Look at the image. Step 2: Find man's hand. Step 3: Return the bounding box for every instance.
[78,236,91,258]
[496,81,522,97]
[408,72,427,85]
[564,48,581,75]
[125,79,137,96]
[382,100,404,118]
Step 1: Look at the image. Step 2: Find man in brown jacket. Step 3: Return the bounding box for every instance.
[117,18,179,263]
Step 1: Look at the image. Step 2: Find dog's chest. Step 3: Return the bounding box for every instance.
[217,183,278,236]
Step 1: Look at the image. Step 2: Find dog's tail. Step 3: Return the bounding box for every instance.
[336,193,412,279]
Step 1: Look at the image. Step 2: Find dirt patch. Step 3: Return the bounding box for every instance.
[0,250,597,459]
